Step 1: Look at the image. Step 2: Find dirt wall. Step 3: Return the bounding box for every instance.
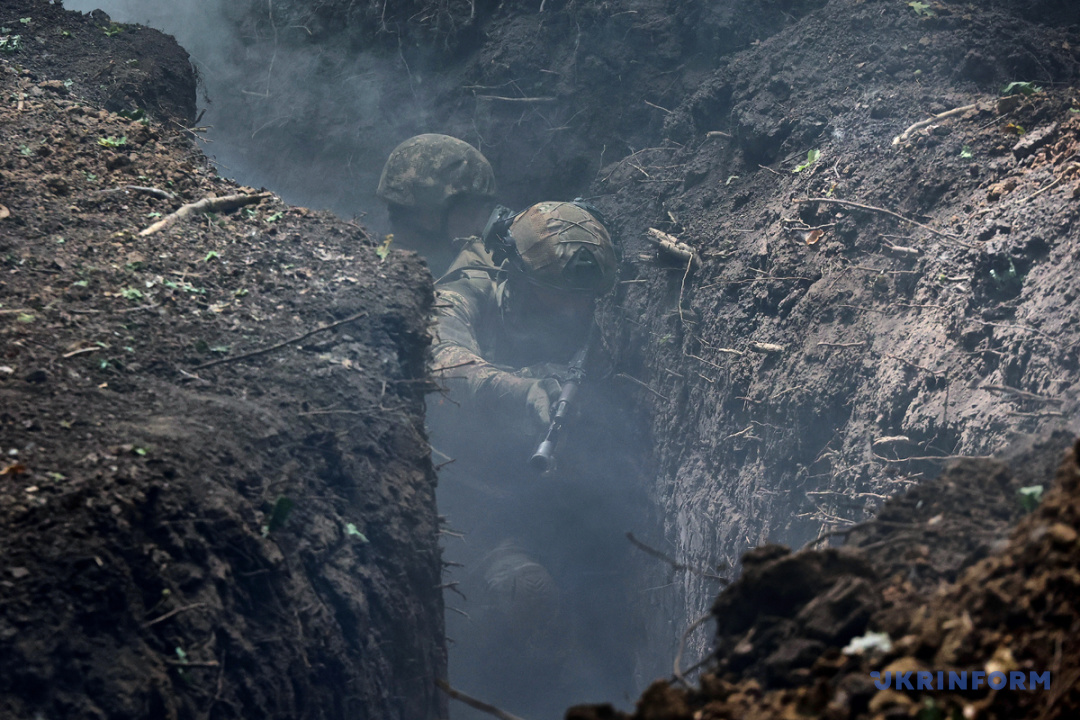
[0,2,445,718]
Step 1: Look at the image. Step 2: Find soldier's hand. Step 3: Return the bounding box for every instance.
[514,362,569,383]
[523,377,562,433]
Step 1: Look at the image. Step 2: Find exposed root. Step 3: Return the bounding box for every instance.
[436,679,528,720]
[795,196,960,239]
[193,311,368,370]
[139,192,273,236]
[892,103,981,145]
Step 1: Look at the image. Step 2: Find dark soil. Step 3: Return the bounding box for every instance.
[2,0,195,124]
[4,0,1080,718]
[568,436,1080,720]
[0,2,444,718]
[589,0,1080,664]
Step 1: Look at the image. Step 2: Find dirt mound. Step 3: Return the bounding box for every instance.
[569,435,1080,720]
[0,4,443,719]
[4,0,195,124]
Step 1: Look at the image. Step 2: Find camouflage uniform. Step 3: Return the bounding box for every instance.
[432,202,617,437]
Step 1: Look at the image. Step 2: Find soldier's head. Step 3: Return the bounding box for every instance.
[377,134,496,261]
[489,201,617,343]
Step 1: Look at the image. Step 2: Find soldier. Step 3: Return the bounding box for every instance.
[430,200,622,718]
[431,200,618,441]
[376,133,497,275]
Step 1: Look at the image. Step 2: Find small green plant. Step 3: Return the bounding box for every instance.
[725,175,739,185]
[1001,81,1042,96]
[19,18,31,25]
[261,496,295,537]
[146,211,162,219]
[63,79,74,89]
[16,312,35,324]
[120,287,143,300]
[118,108,148,124]
[989,258,1020,292]
[164,279,205,294]
[18,144,32,156]
[209,345,230,354]
[345,523,370,543]
[60,29,71,38]
[233,287,249,297]
[0,34,21,54]
[203,251,220,262]
[908,1,936,17]
[793,149,821,173]
[376,235,393,261]
[265,211,283,223]
[84,171,98,182]
[98,135,127,148]
[960,145,973,159]
[1018,484,1044,512]
[102,23,122,37]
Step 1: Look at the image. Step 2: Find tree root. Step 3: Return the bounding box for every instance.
[139,192,273,236]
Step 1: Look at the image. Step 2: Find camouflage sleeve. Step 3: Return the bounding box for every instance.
[432,280,542,427]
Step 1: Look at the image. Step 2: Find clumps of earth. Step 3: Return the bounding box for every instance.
[570,433,1080,719]
[2,0,1080,718]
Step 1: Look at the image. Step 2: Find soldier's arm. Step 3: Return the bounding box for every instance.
[432,283,558,432]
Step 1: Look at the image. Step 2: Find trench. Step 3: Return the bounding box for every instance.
[44,0,1080,717]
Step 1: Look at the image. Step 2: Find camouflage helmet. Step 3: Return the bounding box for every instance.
[505,201,617,295]
[376,134,496,211]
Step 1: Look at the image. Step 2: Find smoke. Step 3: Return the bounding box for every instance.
[62,0,460,231]
[62,1,666,715]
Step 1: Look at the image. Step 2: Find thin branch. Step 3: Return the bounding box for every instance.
[626,532,728,583]
[614,373,669,401]
[475,95,555,103]
[674,613,712,685]
[893,103,980,145]
[982,384,1063,405]
[98,184,176,200]
[143,602,207,627]
[193,311,368,370]
[139,192,273,236]
[436,679,528,720]
[795,197,960,239]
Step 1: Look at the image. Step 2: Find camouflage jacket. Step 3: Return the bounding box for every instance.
[433,260,586,430]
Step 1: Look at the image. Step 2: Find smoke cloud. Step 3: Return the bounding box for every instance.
[63,0,463,232]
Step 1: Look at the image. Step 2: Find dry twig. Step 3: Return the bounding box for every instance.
[475,95,555,103]
[143,602,207,628]
[626,532,728,583]
[615,373,669,401]
[893,103,980,145]
[193,311,368,370]
[674,613,712,685]
[646,228,701,268]
[436,679,527,720]
[796,197,960,239]
[139,192,273,236]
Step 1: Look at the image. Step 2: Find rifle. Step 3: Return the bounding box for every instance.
[528,331,592,472]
